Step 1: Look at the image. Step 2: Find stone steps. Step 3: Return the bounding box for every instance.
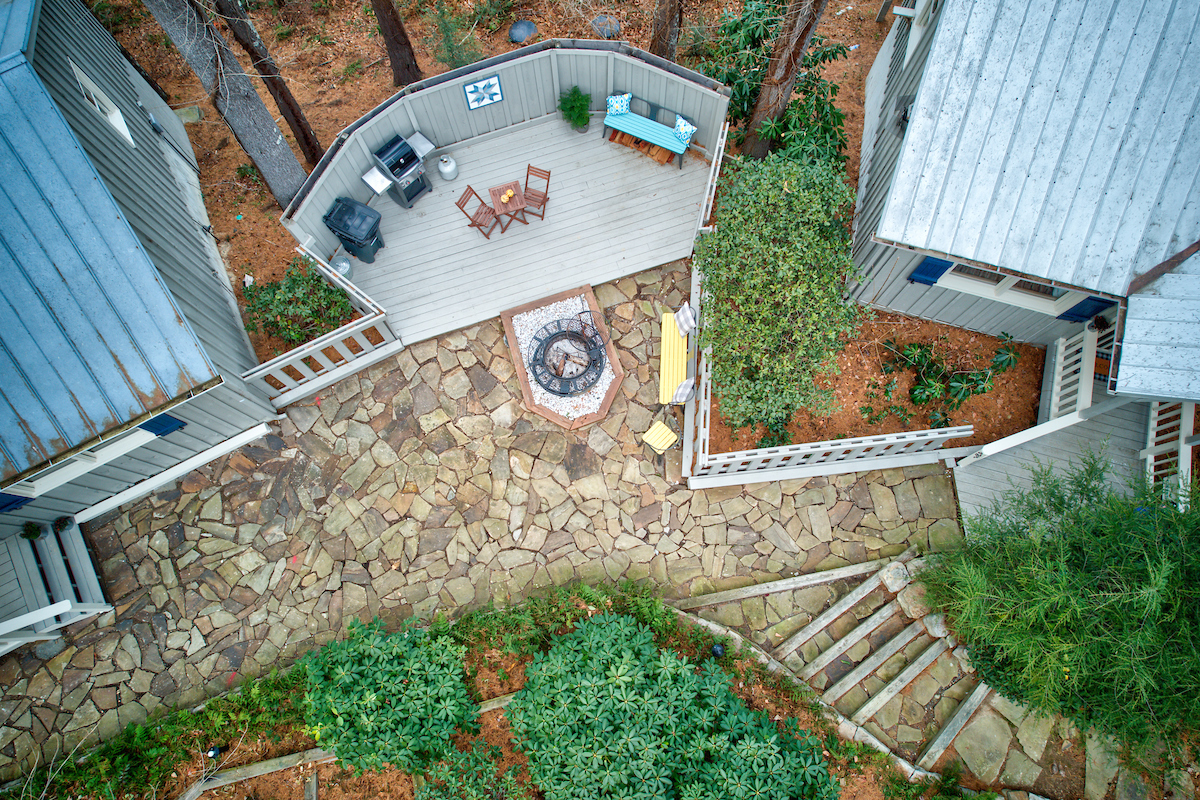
[681,548,991,782]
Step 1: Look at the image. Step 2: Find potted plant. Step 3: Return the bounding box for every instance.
[53,516,73,534]
[21,521,42,541]
[559,86,592,132]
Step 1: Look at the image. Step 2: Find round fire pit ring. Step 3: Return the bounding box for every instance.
[528,314,607,396]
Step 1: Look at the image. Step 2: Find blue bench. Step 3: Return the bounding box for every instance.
[602,94,695,170]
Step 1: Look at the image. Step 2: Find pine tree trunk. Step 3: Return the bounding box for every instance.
[649,0,682,60]
[741,0,831,159]
[370,0,421,87]
[210,0,324,165]
[141,0,308,205]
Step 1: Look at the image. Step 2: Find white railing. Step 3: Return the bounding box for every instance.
[1,599,112,657]
[1047,327,1098,419]
[687,353,974,487]
[241,249,399,408]
[1142,401,1196,496]
[695,121,730,237]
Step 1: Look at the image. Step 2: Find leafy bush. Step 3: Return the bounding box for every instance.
[558,86,592,129]
[689,1,848,162]
[879,335,1019,426]
[425,0,483,68]
[417,741,530,800]
[695,155,859,431]
[302,617,478,774]
[507,613,840,800]
[920,453,1200,772]
[243,255,353,344]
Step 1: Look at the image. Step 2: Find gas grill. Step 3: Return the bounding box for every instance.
[370,133,434,209]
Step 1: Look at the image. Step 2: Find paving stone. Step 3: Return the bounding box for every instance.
[1016,713,1056,761]
[927,518,964,552]
[956,709,1014,784]
[1001,748,1043,787]
[914,476,956,519]
[1085,734,1121,800]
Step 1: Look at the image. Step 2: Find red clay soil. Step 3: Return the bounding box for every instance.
[708,311,1046,453]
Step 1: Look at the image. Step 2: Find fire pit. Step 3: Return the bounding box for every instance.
[500,286,624,430]
[529,313,606,396]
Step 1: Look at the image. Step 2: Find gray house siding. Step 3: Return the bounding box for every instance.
[849,8,1087,346]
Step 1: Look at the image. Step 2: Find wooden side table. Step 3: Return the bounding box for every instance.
[489,181,528,231]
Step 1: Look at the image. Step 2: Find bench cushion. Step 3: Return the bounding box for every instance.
[605,112,688,154]
[659,311,689,404]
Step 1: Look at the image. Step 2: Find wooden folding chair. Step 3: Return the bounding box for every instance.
[524,165,550,220]
[456,185,500,239]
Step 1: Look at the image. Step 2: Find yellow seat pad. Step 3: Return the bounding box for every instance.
[659,311,688,404]
[642,421,679,454]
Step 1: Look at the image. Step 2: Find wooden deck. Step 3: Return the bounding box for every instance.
[953,401,1148,519]
[348,115,710,345]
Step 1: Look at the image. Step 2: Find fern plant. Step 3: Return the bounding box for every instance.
[302,618,478,774]
[507,613,840,800]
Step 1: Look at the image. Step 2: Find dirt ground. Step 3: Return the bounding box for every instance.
[708,311,1047,453]
[102,0,887,362]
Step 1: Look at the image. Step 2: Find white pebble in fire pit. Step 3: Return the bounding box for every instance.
[512,295,615,420]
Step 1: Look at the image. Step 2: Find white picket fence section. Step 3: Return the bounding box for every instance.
[685,353,974,488]
[1141,401,1196,499]
[241,249,401,409]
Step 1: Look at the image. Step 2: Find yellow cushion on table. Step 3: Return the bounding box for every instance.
[642,421,679,455]
[659,311,688,405]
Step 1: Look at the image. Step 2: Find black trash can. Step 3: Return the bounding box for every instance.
[323,197,384,263]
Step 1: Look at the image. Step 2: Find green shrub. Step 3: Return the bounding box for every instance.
[242,255,353,344]
[876,335,1019,427]
[425,0,483,68]
[920,453,1200,773]
[695,155,859,431]
[507,613,840,800]
[302,617,478,774]
[417,741,530,800]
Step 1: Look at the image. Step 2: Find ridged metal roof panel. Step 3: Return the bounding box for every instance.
[877,0,1200,297]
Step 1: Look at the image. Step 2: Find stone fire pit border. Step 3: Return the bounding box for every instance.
[500,285,625,431]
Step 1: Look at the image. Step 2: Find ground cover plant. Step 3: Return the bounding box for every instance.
[7,667,304,800]
[694,154,859,438]
[242,255,354,344]
[506,612,841,800]
[919,453,1200,774]
[302,617,477,773]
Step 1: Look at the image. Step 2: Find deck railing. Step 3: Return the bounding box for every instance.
[1142,401,1196,502]
[686,352,973,487]
[696,121,730,236]
[241,249,400,408]
[1047,327,1099,418]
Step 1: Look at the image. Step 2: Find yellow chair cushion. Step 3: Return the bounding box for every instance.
[659,311,688,404]
[643,421,679,455]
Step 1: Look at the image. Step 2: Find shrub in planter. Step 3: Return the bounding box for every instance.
[558,86,591,131]
[21,521,42,541]
[243,255,353,345]
[507,613,839,800]
[53,515,73,534]
[302,618,477,774]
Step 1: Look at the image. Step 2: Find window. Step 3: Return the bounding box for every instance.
[909,259,1099,317]
[70,60,135,147]
[3,414,185,499]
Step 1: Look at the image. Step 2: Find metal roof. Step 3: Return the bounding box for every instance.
[0,5,217,484]
[1118,253,1200,402]
[876,0,1200,298]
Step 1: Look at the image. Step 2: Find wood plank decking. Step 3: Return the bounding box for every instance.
[348,115,710,345]
[953,401,1148,518]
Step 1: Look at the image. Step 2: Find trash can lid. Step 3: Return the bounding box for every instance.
[323,197,382,244]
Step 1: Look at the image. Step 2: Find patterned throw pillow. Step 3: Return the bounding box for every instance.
[606,93,632,115]
[674,302,698,336]
[674,114,698,146]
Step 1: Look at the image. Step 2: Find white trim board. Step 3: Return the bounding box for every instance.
[76,423,273,524]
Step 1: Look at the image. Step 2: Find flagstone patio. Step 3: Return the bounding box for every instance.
[0,263,963,782]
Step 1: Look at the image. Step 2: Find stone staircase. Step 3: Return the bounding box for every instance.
[674,548,991,777]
